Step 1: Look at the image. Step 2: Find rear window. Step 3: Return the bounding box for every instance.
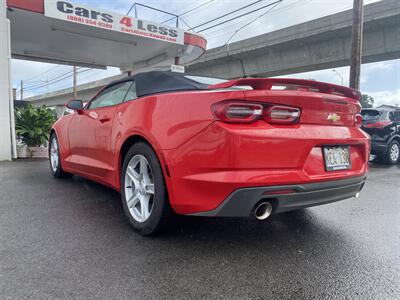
[361,110,386,121]
[184,75,252,90]
[184,75,228,85]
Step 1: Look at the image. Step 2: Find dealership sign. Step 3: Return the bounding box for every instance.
[44,1,184,45]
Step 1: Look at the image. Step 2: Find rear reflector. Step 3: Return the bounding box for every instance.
[211,101,301,124]
[262,189,296,196]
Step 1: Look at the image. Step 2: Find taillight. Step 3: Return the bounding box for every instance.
[354,114,363,127]
[211,102,263,123]
[211,101,301,124]
[263,105,301,124]
[363,121,391,128]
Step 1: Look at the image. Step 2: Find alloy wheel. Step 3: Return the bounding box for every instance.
[390,143,399,162]
[50,137,59,172]
[124,155,155,222]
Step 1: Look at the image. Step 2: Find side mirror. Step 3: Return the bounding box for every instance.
[66,99,83,112]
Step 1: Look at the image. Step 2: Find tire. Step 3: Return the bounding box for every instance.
[121,142,172,236]
[49,133,73,178]
[384,140,400,164]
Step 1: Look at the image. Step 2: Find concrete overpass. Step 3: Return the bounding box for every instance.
[186,0,400,78]
[27,0,400,107]
[26,73,125,107]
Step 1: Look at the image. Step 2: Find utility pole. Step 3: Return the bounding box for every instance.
[73,66,77,98]
[332,69,344,85]
[20,80,23,100]
[349,0,364,90]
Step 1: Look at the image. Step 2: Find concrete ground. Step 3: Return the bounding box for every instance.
[0,159,399,299]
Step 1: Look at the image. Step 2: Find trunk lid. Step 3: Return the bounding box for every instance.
[209,78,361,127]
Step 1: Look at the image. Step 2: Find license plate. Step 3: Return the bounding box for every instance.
[323,145,351,171]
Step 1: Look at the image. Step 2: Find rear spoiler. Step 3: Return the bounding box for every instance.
[208,78,361,101]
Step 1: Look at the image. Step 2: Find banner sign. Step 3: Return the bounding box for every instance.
[44,1,184,45]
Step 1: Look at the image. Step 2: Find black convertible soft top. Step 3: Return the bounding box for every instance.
[108,71,215,97]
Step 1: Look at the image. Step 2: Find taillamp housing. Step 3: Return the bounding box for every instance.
[211,102,263,123]
[211,101,301,124]
[354,114,363,127]
[263,105,301,124]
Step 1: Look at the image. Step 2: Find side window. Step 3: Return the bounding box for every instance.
[394,111,400,122]
[124,81,137,102]
[88,81,132,109]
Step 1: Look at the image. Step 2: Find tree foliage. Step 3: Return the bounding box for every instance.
[15,104,56,147]
[360,94,374,108]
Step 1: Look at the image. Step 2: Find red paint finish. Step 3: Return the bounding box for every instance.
[7,0,44,13]
[184,32,207,50]
[52,78,369,215]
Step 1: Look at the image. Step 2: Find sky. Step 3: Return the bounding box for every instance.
[11,0,399,107]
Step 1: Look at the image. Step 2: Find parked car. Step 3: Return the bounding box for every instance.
[50,71,369,235]
[361,107,400,164]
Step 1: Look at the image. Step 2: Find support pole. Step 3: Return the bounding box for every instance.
[349,0,364,90]
[0,1,13,161]
[73,66,77,98]
[8,19,16,159]
[20,80,23,100]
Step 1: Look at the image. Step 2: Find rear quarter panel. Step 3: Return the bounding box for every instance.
[114,89,246,151]
[114,91,243,150]
[112,89,246,189]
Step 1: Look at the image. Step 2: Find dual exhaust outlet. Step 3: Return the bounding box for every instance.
[254,201,273,220]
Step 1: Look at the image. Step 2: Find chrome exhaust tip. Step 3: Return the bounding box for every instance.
[254,201,273,220]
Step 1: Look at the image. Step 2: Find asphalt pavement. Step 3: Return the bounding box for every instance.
[0,159,399,299]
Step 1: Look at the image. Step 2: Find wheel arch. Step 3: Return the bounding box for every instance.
[390,134,400,144]
[385,134,400,153]
[49,127,57,138]
[117,134,169,189]
[119,135,154,171]
[383,134,400,163]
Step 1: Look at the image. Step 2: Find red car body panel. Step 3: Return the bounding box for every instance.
[162,122,368,214]
[52,76,369,216]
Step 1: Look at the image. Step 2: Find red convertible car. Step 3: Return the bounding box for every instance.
[50,71,369,235]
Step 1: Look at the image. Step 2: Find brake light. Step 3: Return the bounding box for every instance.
[354,114,363,127]
[363,121,391,128]
[211,101,301,124]
[211,102,263,123]
[263,105,301,124]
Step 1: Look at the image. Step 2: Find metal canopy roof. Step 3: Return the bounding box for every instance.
[7,0,207,69]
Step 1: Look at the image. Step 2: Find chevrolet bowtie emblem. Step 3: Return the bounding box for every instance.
[327,113,341,122]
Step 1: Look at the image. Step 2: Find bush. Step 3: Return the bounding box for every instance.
[15,104,56,147]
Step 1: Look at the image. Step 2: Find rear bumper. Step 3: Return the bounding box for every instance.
[371,141,387,156]
[163,122,369,215]
[189,176,366,217]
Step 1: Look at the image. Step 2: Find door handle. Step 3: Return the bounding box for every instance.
[99,116,111,123]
